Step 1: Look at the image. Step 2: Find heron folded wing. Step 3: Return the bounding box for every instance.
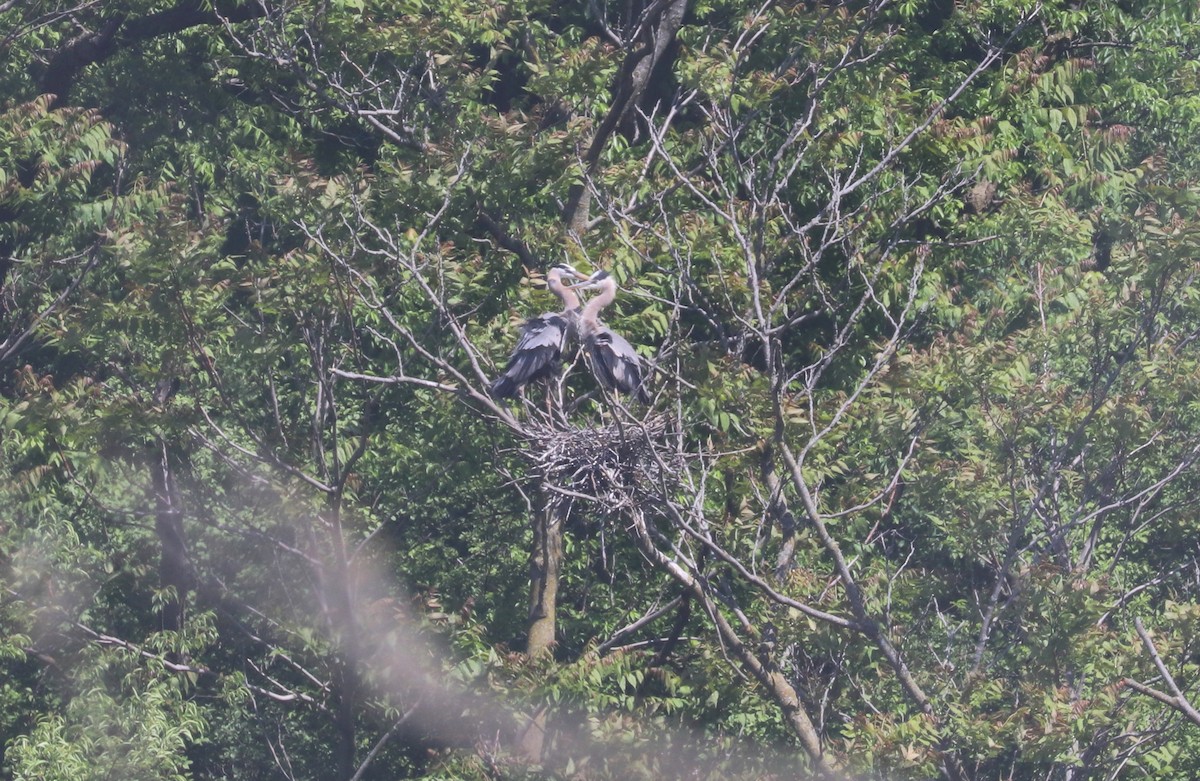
[489,313,570,398]
[588,329,649,403]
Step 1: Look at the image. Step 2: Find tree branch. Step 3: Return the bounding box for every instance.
[40,0,268,105]
[1127,616,1200,727]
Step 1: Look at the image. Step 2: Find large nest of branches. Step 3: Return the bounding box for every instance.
[525,416,676,509]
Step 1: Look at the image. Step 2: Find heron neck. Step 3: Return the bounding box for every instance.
[581,278,617,328]
[548,273,582,312]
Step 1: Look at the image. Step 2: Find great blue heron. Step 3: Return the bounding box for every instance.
[489,263,585,398]
[574,270,651,404]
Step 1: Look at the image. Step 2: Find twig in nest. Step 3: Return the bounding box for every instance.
[523,416,677,513]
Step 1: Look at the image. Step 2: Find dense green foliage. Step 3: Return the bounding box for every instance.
[4,1,1200,779]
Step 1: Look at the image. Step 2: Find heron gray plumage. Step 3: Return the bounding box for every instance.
[575,270,650,404]
[489,264,585,398]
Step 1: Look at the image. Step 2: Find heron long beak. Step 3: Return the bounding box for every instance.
[564,270,603,288]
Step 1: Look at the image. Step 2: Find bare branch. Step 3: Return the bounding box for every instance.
[1128,616,1200,727]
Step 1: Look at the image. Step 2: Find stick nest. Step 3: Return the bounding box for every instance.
[526,416,675,508]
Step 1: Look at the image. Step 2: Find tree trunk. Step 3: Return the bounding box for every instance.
[518,496,564,762]
[563,0,689,234]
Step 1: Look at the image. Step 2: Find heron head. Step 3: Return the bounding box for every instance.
[569,269,611,289]
[548,262,587,281]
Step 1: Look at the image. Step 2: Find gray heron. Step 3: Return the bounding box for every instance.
[574,270,651,404]
[489,263,586,398]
